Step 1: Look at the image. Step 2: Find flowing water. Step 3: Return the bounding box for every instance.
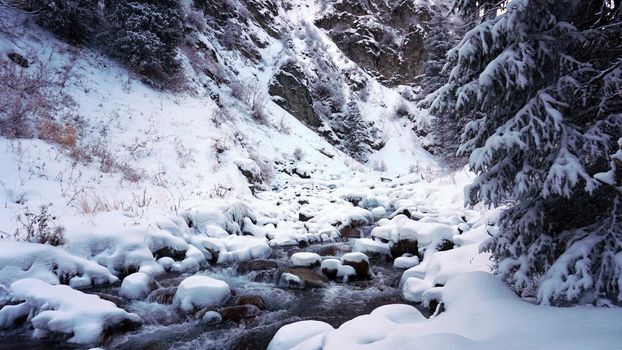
[0,234,428,349]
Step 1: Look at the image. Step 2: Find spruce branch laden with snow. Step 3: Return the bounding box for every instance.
[430,0,622,305]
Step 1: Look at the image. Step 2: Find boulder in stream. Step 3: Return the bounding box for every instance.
[219,305,261,322]
[341,252,371,280]
[173,275,231,312]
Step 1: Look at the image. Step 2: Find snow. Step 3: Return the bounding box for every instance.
[173,275,231,312]
[291,252,321,267]
[336,265,357,282]
[272,272,622,350]
[371,216,457,246]
[321,258,342,271]
[1,278,141,345]
[353,238,390,256]
[341,252,369,263]
[394,255,420,269]
[119,272,153,300]
[0,240,117,288]
[267,320,334,350]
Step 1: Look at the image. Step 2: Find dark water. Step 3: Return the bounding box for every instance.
[0,241,428,350]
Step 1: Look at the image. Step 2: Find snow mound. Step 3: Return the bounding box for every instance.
[119,272,153,300]
[173,275,231,312]
[353,238,390,256]
[291,252,321,267]
[394,255,420,269]
[267,320,334,350]
[0,240,117,288]
[2,278,141,345]
[276,272,622,349]
[371,215,456,246]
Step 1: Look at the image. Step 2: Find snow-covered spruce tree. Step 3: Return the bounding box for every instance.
[104,0,184,84]
[430,0,622,305]
[337,100,376,162]
[416,6,464,166]
[31,0,102,43]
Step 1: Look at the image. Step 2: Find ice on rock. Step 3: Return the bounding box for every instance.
[267,320,334,350]
[291,252,321,268]
[173,276,231,312]
[157,257,175,271]
[119,272,153,300]
[2,278,141,345]
[279,273,304,289]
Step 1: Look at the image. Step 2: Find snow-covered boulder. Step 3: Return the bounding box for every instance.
[0,241,117,288]
[291,252,321,268]
[336,265,357,282]
[394,255,420,269]
[320,258,342,280]
[119,272,153,300]
[279,273,304,289]
[341,252,371,280]
[353,238,390,257]
[173,276,231,312]
[1,278,141,345]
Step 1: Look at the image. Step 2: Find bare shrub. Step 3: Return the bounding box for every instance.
[0,49,79,144]
[276,116,291,134]
[16,204,65,246]
[231,80,269,124]
[208,184,232,199]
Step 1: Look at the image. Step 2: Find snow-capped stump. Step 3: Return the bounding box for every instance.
[341,252,371,280]
[393,255,420,269]
[219,304,261,322]
[336,265,357,283]
[4,278,142,345]
[119,272,154,300]
[291,252,321,268]
[320,258,342,280]
[173,276,231,312]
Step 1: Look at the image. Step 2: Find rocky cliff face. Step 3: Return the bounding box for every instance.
[315,0,433,87]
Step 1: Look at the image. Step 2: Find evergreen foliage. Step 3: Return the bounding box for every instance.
[33,0,102,43]
[430,0,622,304]
[104,0,184,83]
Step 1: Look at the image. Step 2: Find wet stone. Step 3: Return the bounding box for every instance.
[219,305,261,322]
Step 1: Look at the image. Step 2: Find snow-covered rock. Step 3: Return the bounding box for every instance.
[173,275,231,312]
[119,272,153,300]
[394,255,420,269]
[291,252,321,268]
[0,241,117,288]
[1,278,141,345]
[353,238,391,256]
